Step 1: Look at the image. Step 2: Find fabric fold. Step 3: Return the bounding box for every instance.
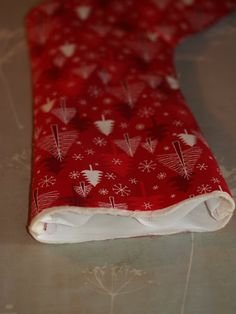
[26,0,236,243]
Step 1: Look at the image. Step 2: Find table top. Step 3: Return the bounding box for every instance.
[0,2,236,314]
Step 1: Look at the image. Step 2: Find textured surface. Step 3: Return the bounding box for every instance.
[0,1,236,313]
[26,0,235,237]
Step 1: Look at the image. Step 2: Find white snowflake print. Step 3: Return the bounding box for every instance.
[39,175,56,187]
[143,202,153,209]
[112,158,122,165]
[173,120,183,127]
[196,163,208,171]
[99,188,109,195]
[105,172,116,180]
[135,123,145,130]
[129,178,138,184]
[138,106,155,118]
[113,184,131,196]
[153,185,159,190]
[93,136,107,147]
[138,160,156,173]
[120,122,128,129]
[69,170,80,179]
[85,148,95,155]
[197,184,212,194]
[163,146,170,151]
[157,172,167,180]
[211,177,220,184]
[72,153,84,160]
[170,194,176,198]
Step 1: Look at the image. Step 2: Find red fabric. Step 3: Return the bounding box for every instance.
[26,0,236,222]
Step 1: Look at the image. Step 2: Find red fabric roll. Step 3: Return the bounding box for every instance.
[26,0,236,243]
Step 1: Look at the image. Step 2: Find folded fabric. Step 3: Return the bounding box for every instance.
[26,0,236,244]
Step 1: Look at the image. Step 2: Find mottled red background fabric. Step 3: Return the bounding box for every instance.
[26,0,235,225]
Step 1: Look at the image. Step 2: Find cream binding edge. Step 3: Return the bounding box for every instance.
[28,191,235,244]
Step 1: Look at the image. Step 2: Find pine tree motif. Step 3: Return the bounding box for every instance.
[157,141,202,179]
[30,13,56,45]
[73,64,96,79]
[99,196,128,210]
[41,2,59,15]
[193,130,209,148]
[38,124,78,161]
[52,98,77,125]
[40,98,55,113]
[53,54,66,68]
[32,188,59,215]
[97,69,111,85]
[114,133,141,157]
[59,43,76,57]
[141,138,158,154]
[109,81,145,108]
[140,74,162,89]
[156,25,175,42]
[81,165,103,187]
[178,129,197,147]
[147,31,158,42]
[94,115,114,136]
[76,5,92,20]
[166,75,179,90]
[74,181,93,197]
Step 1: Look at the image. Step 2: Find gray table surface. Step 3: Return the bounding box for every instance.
[1,1,236,314]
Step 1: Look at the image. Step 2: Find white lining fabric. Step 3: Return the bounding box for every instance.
[29,191,235,244]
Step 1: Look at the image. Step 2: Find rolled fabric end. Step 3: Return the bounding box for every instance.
[26,0,236,244]
[28,191,235,244]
